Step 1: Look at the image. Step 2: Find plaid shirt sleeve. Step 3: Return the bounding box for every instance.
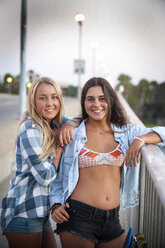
[19,125,57,186]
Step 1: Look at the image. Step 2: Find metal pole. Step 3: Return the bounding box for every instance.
[92,47,96,76]
[19,0,27,119]
[77,22,82,100]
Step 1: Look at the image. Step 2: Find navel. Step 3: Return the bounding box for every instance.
[106,196,110,201]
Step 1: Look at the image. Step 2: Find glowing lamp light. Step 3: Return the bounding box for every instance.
[74,13,85,23]
[6,77,13,83]
[26,82,32,88]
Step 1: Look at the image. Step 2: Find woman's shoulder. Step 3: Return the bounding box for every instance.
[111,123,136,133]
[18,116,41,136]
[51,115,70,129]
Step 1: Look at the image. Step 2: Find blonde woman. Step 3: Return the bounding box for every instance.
[0,77,77,248]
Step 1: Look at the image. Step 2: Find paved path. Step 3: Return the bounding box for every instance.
[0,94,19,124]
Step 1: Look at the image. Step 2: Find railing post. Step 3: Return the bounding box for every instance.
[138,154,146,233]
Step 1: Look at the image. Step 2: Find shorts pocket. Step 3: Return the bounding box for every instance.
[67,206,91,221]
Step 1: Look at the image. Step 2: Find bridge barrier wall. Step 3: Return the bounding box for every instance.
[118,92,165,247]
[0,120,19,183]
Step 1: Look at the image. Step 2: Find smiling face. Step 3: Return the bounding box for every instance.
[35,83,61,123]
[84,86,108,122]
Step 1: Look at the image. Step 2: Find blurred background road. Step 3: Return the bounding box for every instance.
[0,94,19,124]
[0,93,80,124]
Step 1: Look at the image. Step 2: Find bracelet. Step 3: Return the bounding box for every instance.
[57,144,64,151]
[65,123,75,128]
[133,137,145,145]
[72,119,79,128]
[51,203,61,213]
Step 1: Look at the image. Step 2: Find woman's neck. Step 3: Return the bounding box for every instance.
[86,118,111,134]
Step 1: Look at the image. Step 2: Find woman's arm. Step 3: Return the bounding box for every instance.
[140,131,162,144]
[125,131,163,168]
[51,203,70,224]
[54,118,80,146]
[19,127,57,186]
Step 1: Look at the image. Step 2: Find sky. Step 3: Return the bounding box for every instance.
[0,0,165,88]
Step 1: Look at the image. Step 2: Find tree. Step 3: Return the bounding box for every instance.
[4,73,13,84]
[116,74,133,100]
[62,85,77,97]
[136,79,149,115]
[0,73,19,94]
[28,70,39,82]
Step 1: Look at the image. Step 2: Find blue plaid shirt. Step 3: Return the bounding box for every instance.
[0,115,69,233]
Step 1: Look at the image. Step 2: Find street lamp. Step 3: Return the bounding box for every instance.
[90,41,98,76]
[19,0,27,119]
[6,76,13,94]
[6,76,13,84]
[74,12,85,99]
[26,82,32,88]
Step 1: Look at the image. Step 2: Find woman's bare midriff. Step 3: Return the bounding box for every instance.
[70,165,121,210]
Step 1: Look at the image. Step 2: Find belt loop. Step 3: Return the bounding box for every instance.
[106,210,109,218]
[92,208,97,218]
[115,206,119,218]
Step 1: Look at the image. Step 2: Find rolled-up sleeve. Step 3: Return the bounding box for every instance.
[127,125,165,146]
[151,126,165,146]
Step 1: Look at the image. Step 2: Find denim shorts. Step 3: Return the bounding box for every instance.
[4,216,52,234]
[55,199,125,244]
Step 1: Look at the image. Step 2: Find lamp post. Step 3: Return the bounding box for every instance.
[90,42,98,76]
[19,0,27,119]
[74,12,85,99]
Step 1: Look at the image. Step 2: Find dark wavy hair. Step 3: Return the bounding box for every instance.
[80,77,128,127]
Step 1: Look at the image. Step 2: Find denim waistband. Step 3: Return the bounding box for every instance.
[67,199,120,218]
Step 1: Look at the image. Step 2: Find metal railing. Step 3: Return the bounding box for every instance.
[117,93,165,248]
[139,145,165,248]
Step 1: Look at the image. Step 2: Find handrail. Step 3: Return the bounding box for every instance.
[117,92,165,247]
[139,145,165,247]
[141,145,165,208]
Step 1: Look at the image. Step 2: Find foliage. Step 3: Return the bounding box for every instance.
[62,85,77,97]
[0,73,19,94]
[0,70,40,95]
[0,71,164,124]
[116,74,165,125]
[28,70,40,82]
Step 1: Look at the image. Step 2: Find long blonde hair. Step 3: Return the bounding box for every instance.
[19,77,63,161]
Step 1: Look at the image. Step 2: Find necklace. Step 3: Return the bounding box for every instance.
[98,130,107,135]
[87,126,110,135]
